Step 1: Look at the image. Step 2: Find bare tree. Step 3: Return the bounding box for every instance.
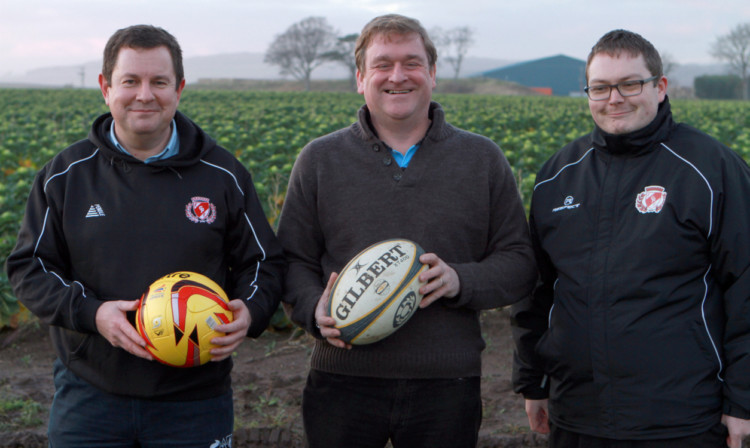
[711,22,750,100]
[323,33,359,91]
[264,17,338,91]
[660,51,678,78]
[431,26,475,79]
[659,51,679,92]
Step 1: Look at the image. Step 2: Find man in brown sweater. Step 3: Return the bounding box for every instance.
[277,14,536,448]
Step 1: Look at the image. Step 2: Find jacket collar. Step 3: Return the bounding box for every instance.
[591,96,674,156]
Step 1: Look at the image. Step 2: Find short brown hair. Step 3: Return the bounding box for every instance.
[102,25,183,88]
[355,14,437,73]
[586,29,662,84]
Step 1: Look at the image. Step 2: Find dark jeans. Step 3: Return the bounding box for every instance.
[48,359,234,448]
[550,422,728,448]
[302,369,482,448]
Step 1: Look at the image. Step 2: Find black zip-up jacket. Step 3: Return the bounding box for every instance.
[6,111,286,400]
[512,98,750,439]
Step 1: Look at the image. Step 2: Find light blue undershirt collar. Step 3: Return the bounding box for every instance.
[390,143,420,168]
[109,119,180,164]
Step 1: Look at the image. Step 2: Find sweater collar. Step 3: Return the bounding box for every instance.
[354,101,453,143]
[591,96,674,156]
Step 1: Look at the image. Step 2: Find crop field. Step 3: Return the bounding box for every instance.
[0,88,748,326]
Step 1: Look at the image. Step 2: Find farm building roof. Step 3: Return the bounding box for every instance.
[477,54,587,96]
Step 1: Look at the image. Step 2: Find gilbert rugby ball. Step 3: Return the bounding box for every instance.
[328,239,427,345]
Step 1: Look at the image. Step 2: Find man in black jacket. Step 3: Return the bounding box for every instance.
[512,29,750,447]
[6,25,285,447]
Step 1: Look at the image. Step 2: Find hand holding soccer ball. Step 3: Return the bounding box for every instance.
[136,272,234,367]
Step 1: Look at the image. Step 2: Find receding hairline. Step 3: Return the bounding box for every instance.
[355,14,437,73]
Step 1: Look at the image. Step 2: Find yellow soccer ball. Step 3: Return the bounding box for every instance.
[136,272,233,367]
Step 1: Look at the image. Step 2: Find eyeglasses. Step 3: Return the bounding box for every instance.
[584,75,659,101]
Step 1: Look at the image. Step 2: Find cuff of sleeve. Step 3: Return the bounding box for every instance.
[724,400,750,419]
[514,373,550,400]
[523,390,550,400]
[444,264,470,308]
[246,300,272,338]
[294,288,325,337]
[78,297,104,334]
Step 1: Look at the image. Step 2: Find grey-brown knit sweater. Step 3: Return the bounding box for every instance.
[277,101,536,379]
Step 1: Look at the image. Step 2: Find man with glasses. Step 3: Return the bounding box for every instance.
[512,29,750,447]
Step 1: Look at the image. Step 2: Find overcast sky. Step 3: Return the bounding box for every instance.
[2,0,748,76]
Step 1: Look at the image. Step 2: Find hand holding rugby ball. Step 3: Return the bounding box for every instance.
[327,239,428,345]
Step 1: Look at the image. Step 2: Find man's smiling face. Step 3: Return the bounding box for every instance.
[99,46,184,154]
[356,31,436,127]
[587,52,666,135]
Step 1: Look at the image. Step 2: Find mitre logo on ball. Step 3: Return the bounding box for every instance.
[136,271,233,367]
[328,239,428,345]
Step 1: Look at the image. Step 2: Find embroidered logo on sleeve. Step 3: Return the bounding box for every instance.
[85,204,106,218]
[209,434,232,448]
[185,197,217,224]
[635,186,667,214]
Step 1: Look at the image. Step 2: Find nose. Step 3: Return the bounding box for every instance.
[136,83,156,102]
[388,63,408,83]
[608,86,625,103]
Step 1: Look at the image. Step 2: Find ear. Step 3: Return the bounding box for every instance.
[356,69,365,95]
[98,73,110,106]
[430,64,437,89]
[657,75,668,102]
[175,78,186,103]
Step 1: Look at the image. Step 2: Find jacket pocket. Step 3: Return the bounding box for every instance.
[60,327,92,360]
[535,321,592,381]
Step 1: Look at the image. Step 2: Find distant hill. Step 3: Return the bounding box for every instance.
[0,61,102,89]
[191,77,543,96]
[0,52,728,91]
[0,52,514,88]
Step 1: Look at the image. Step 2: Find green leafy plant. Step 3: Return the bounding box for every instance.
[0,394,45,431]
[1,89,748,329]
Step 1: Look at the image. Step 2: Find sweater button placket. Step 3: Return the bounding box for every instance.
[393,173,402,182]
[383,158,392,166]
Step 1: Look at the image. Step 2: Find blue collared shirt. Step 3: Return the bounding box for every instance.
[391,143,420,168]
[109,119,180,163]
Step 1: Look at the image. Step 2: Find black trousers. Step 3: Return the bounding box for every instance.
[549,422,728,448]
[302,370,482,448]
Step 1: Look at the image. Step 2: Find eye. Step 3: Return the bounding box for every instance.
[589,85,609,94]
